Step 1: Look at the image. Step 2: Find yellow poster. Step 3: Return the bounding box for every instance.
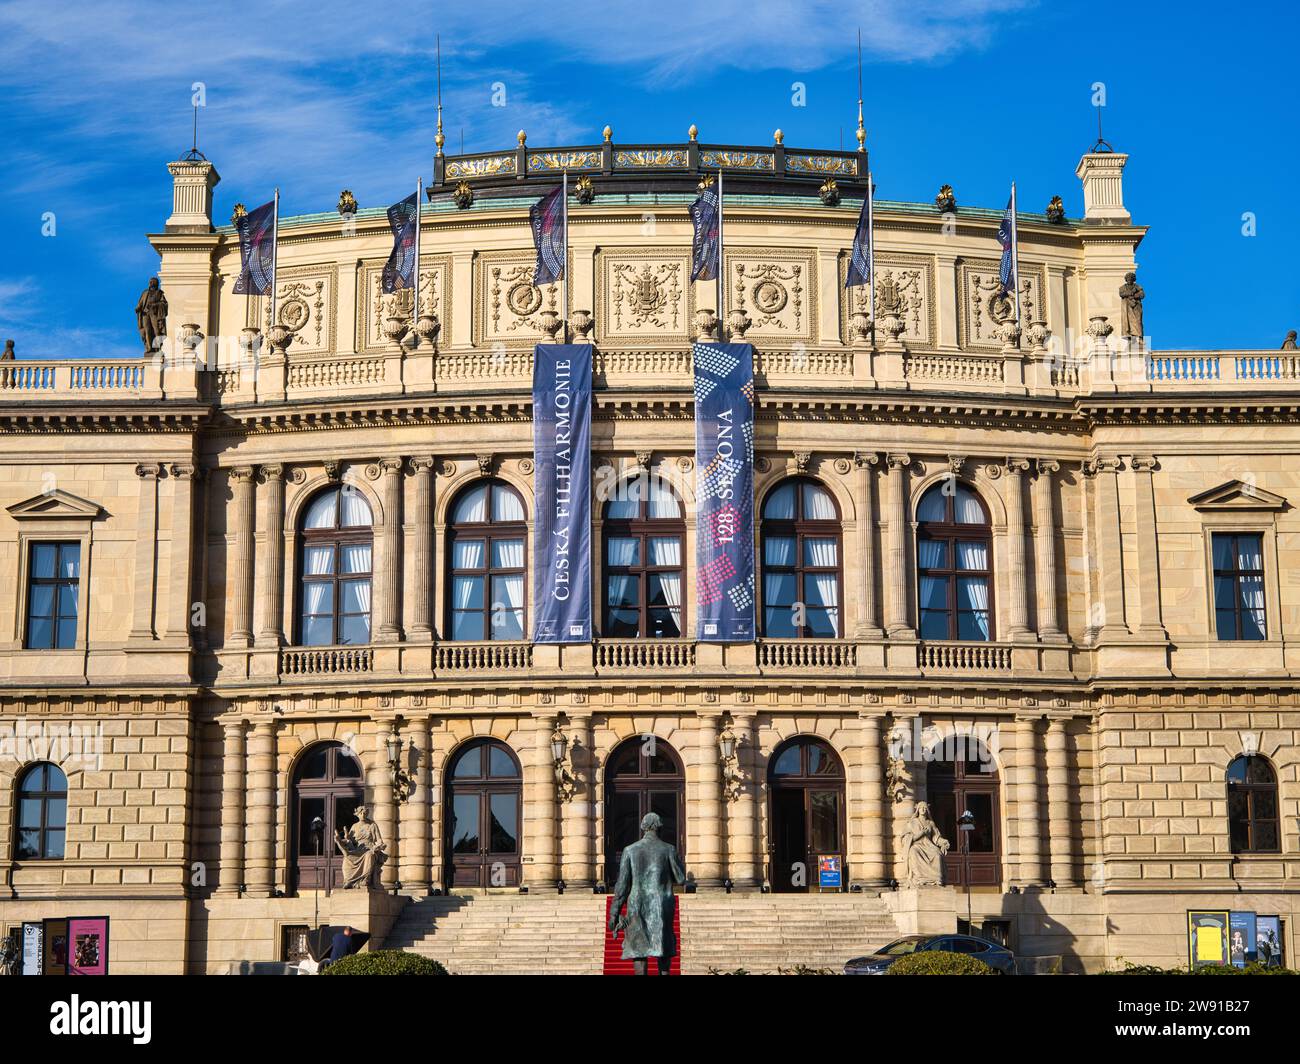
[1196,925,1224,962]
[1187,911,1230,970]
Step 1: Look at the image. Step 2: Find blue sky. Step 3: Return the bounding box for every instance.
[0,0,1295,357]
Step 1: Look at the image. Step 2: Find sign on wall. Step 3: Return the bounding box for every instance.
[1187,910,1230,970]
[43,918,68,975]
[532,343,592,644]
[693,342,755,642]
[1230,911,1257,967]
[67,917,109,976]
[21,922,43,975]
[1256,916,1284,968]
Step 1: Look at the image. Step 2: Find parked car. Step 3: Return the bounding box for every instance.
[844,934,1017,975]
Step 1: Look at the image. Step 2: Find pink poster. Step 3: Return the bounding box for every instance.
[67,917,109,975]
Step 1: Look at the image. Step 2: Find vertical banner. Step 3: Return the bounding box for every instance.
[43,918,68,975]
[694,341,755,642]
[1256,915,1283,967]
[1187,910,1230,970]
[533,343,592,643]
[21,922,43,975]
[1230,911,1257,967]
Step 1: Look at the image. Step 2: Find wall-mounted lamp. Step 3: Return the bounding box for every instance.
[551,724,578,803]
[386,730,415,804]
[718,715,745,802]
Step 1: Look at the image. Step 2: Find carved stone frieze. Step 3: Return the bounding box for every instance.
[358,256,450,351]
[597,249,692,344]
[262,264,338,354]
[958,258,1047,350]
[839,252,934,348]
[729,253,813,343]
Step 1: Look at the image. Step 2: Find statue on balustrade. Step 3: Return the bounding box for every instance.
[135,277,168,353]
[1119,272,1145,340]
[899,801,949,888]
[335,805,386,889]
[1282,330,1298,351]
[1,340,13,361]
[608,812,686,975]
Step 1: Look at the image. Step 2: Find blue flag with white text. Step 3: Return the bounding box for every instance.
[997,195,1016,294]
[689,184,720,281]
[531,186,566,286]
[233,200,276,296]
[381,192,418,294]
[532,343,591,643]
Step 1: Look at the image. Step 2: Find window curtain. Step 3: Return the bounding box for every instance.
[961,577,991,639]
[648,478,681,518]
[764,483,796,520]
[340,488,372,527]
[304,546,334,575]
[304,492,338,529]
[657,573,682,608]
[453,486,487,524]
[917,540,945,568]
[303,582,331,614]
[764,572,796,606]
[649,537,681,566]
[802,484,837,520]
[916,486,946,522]
[492,487,526,522]
[606,537,638,566]
[1239,575,1266,636]
[451,539,484,570]
[494,574,524,610]
[452,575,482,610]
[340,544,371,574]
[956,541,989,570]
[493,538,525,569]
[804,536,838,568]
[351,578,372,614]
[764,536,795,567]
[954,487,985,524]
[607,574,635,606]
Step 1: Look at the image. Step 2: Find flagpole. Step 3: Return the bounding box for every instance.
[867,169,875,339]
[562,169,569,344]
[270,187,280,330]
[414,176,422,318]
[1010,181,1021,325]
[717,169,725,336]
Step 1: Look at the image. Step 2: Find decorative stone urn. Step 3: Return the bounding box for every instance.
[381,315,409,352]
[539,310,564,342]
[1086,314,1114,349]
[995,319,1022,352]
[848,310,873,346]
[177,322,204,361]
[726,308,752,340]
[694,308,719,341]
[570,309,594,341]
[878,312,907,350]
[238,327,263,360]
[266,324,293,355]
[1024,319,1051,352]
[414,313,441,350]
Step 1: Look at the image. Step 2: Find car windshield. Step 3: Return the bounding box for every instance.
[878,938,926,956]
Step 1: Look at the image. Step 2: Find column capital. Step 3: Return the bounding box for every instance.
[885,452,912,471]
[257,462,285,483]
[1130,454,1159,473]
[407,455,436,475]
[1005,456,1032,475]
[135,462,163,480]
[168,462,198,480]
[229,465,257,483]
[368,456,405,479]
[853,449,881,469]
[1035,458,1060,477]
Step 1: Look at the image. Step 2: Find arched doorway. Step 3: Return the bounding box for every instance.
[927,742,1002,887]
[444,739,522,889]
[768,737,846,893]
[291,741,364,892]
[604,737,685,886]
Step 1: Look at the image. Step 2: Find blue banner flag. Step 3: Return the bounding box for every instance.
[997,193,1016,294]
[232,200,276,296]
[532,343,592,643]
[531,186,566,286]
[694,341,755,642]
[689,184,720,281]
[381,192,418,294]
[845,180,873,288]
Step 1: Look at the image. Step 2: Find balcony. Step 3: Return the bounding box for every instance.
[758,640,857,671]
[280,645,374,676]
[595,639,696,672]
[917,641,1013,673]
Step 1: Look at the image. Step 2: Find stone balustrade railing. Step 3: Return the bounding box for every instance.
[434,641,533,672]
[758,639,857,669]
[280,645,374,675]
[918,640,1013,672]
[595,639,696,670]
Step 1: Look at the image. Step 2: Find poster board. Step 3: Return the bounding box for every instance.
[67,916,109,976]
[21,922,43,975]
[1187,910,1230,970]
[817,855,843,891]
[1229,911,1257,967]
[43,919,68,975]
[1255,916,1284,968]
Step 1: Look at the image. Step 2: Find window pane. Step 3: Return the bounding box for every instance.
[965,792,995,853]
[31,543,58,579]
[1254,820,1279,851]
[1228,788,1250,850]
[957,611,991,641]
[488,746,517,778]
[954,486,985,524]
[805,608,838,637]
[57,584,79,618]
[339,615,370,646]
[648,608,682,638]
[21,765,45,792]
[803,537,838,568]
[1211,534,1235,569]
[451,539,485,570]
[451,612,484,641]
[27,618,52,649]
[772,746,800,775]
[492,609,524,641]
[1239,575,1266,639]
[920,576,948,609]
[491,574,524,613]
[808,743,839,776]
[340,579,369,614]
[647,573,678,607]
[452,576,484,611]
[1245,757,1274,785]
[1213,574,1235,609]
[492,538,525,569]
[956,542,989,570]
[452,746,483,778]
[648,536,681,566]
[764,572,796,606]
[607,575,638,608]
[607,536,640,567]
[491,486,526,523]
[29,585,55,618]
[605,477,641,519]
[340,544,371,574]
[297,797,326,855]
[304,491,338,529]
[764,536,796,567]
[1216,608,1238,640]
[1236,534,1263,571]
[452,485,487,524]
[59,544,81,578]
[916,486,946,523]
[803,573,837,608]
[450,794,481,853]
[917,539,947,569]
[334,751,361,778]
[19,798,43,827]
[304,545,335,575]
[763,482,796,520]
[302,615,334,645]
[920,610,950,639]
[809,791,840,852]
[765,607,797,638]
[16,829,39,859]
[648,480,681,519]
[43,830,65,859]
[488,793,519,853]
[1253,789,1277,819]
[802,483,837,520]
[339,488,372,527]
[299,746,329,779]
[606,608,640,637]
[55,619,77,649]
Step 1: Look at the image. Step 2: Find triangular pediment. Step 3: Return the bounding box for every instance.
[6,489,104,520]
[1189,480,1288,512]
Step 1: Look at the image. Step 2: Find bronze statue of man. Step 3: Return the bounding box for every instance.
[608,812,686,975]
[135,277,168,353]
[1119,271,1145,340]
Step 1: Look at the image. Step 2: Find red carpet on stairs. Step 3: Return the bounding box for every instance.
[603,895,682,975]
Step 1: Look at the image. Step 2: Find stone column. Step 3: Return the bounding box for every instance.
[1045,716,1076,888]
[407,457,435,641]
[1090,457,1129,639]
[228,466,257,647]
[726,711,760,889]
[883,453,913,636]
[1032,460,1064,640]
[244,719,276,896]
[859,713,889,887]
[525,713,559,891]
[218,720,246,893]
[1004,458,1033,639]
[560,713,594,889]
[1013,714,1047,889]
[373,721,399,889]
[255,463,286,647]
[398,717,431,894]
[375,457,405,642]
[1130,455,1167,639]
[164,463,196,642]
[853,452,883,637]
[130,463,162,640]
[693,712,724,887]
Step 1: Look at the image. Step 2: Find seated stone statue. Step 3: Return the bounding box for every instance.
[335,805,386,890]
[608,812,686,975]
[899,801,950,888]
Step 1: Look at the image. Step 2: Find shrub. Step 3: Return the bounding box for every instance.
[1103,962,1296,976]
[776,965,837,976]
[708,967,750,976]
[322,950,449,976]
[887,950,998,976]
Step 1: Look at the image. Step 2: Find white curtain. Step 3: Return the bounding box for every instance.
[303,582,331,614]
[340,544,371,574]
[452,539,484,570]
[494,574,524,610]
[350,578,372,614]
[919,575,946,609]
[606,537,638,567]
[956,542,989,570]
[304,545,334,575]
[804,536,838,568]
[961,576,990,612]
[452,575,482,610]
[492,487,526,522]
[916,485,946,522]
[764,483,796,520]
[304,492,337,529]
[954,486,985,524]
[656,573,682,609]
[648,477,681,518]
[802,483,837,520]
[809,573,838,609]
[454,485,488,524]
[340,488,372,527]
[917,539,945,569]
[649,536,681,566]
[1239,575,1266,635]
[606,575,636,605]
[764,536,795,566]
[493,538,525,569]
[764,572,796,605]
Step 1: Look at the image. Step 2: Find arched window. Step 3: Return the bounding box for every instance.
[761,478,841,638]
[603,475,685,638]
[291,741,364,891]
[16,762,67,860]
[447,480,526,641]
[916,482,992,641]
[298,485,373,646]
[445,739,523,888]
[1227,755,1280,853]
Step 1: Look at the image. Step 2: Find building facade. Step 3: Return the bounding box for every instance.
[1,132,1297,973]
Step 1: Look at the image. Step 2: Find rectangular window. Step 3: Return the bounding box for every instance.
[26,542,81,649]
[1212,533,1266,640]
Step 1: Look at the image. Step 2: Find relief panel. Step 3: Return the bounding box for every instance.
[474,250,565,347]
[259,264,338,354]
[596,249,693,344]
[958,258,1048,350]
[837,251,935,348]
[356,255,452,352]
[726,251,815,345]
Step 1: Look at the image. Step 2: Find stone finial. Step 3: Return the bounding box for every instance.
[603,125,612,143]
[773,128,784,145]
[517,129,527,146]
[688,123,698,142]
[337,189,357,216]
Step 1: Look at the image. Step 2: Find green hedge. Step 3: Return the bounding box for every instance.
[1104,962,1296,976]
[887,950,999,976]
[322,950,449,976]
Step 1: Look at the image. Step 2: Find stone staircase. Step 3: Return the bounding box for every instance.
[381,892,900,975]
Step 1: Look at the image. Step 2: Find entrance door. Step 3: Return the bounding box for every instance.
[604,737,684,886]
[928,744,1002,888]
[292,741,364,892]
[445,740,522,889]
[768,737,846,892]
